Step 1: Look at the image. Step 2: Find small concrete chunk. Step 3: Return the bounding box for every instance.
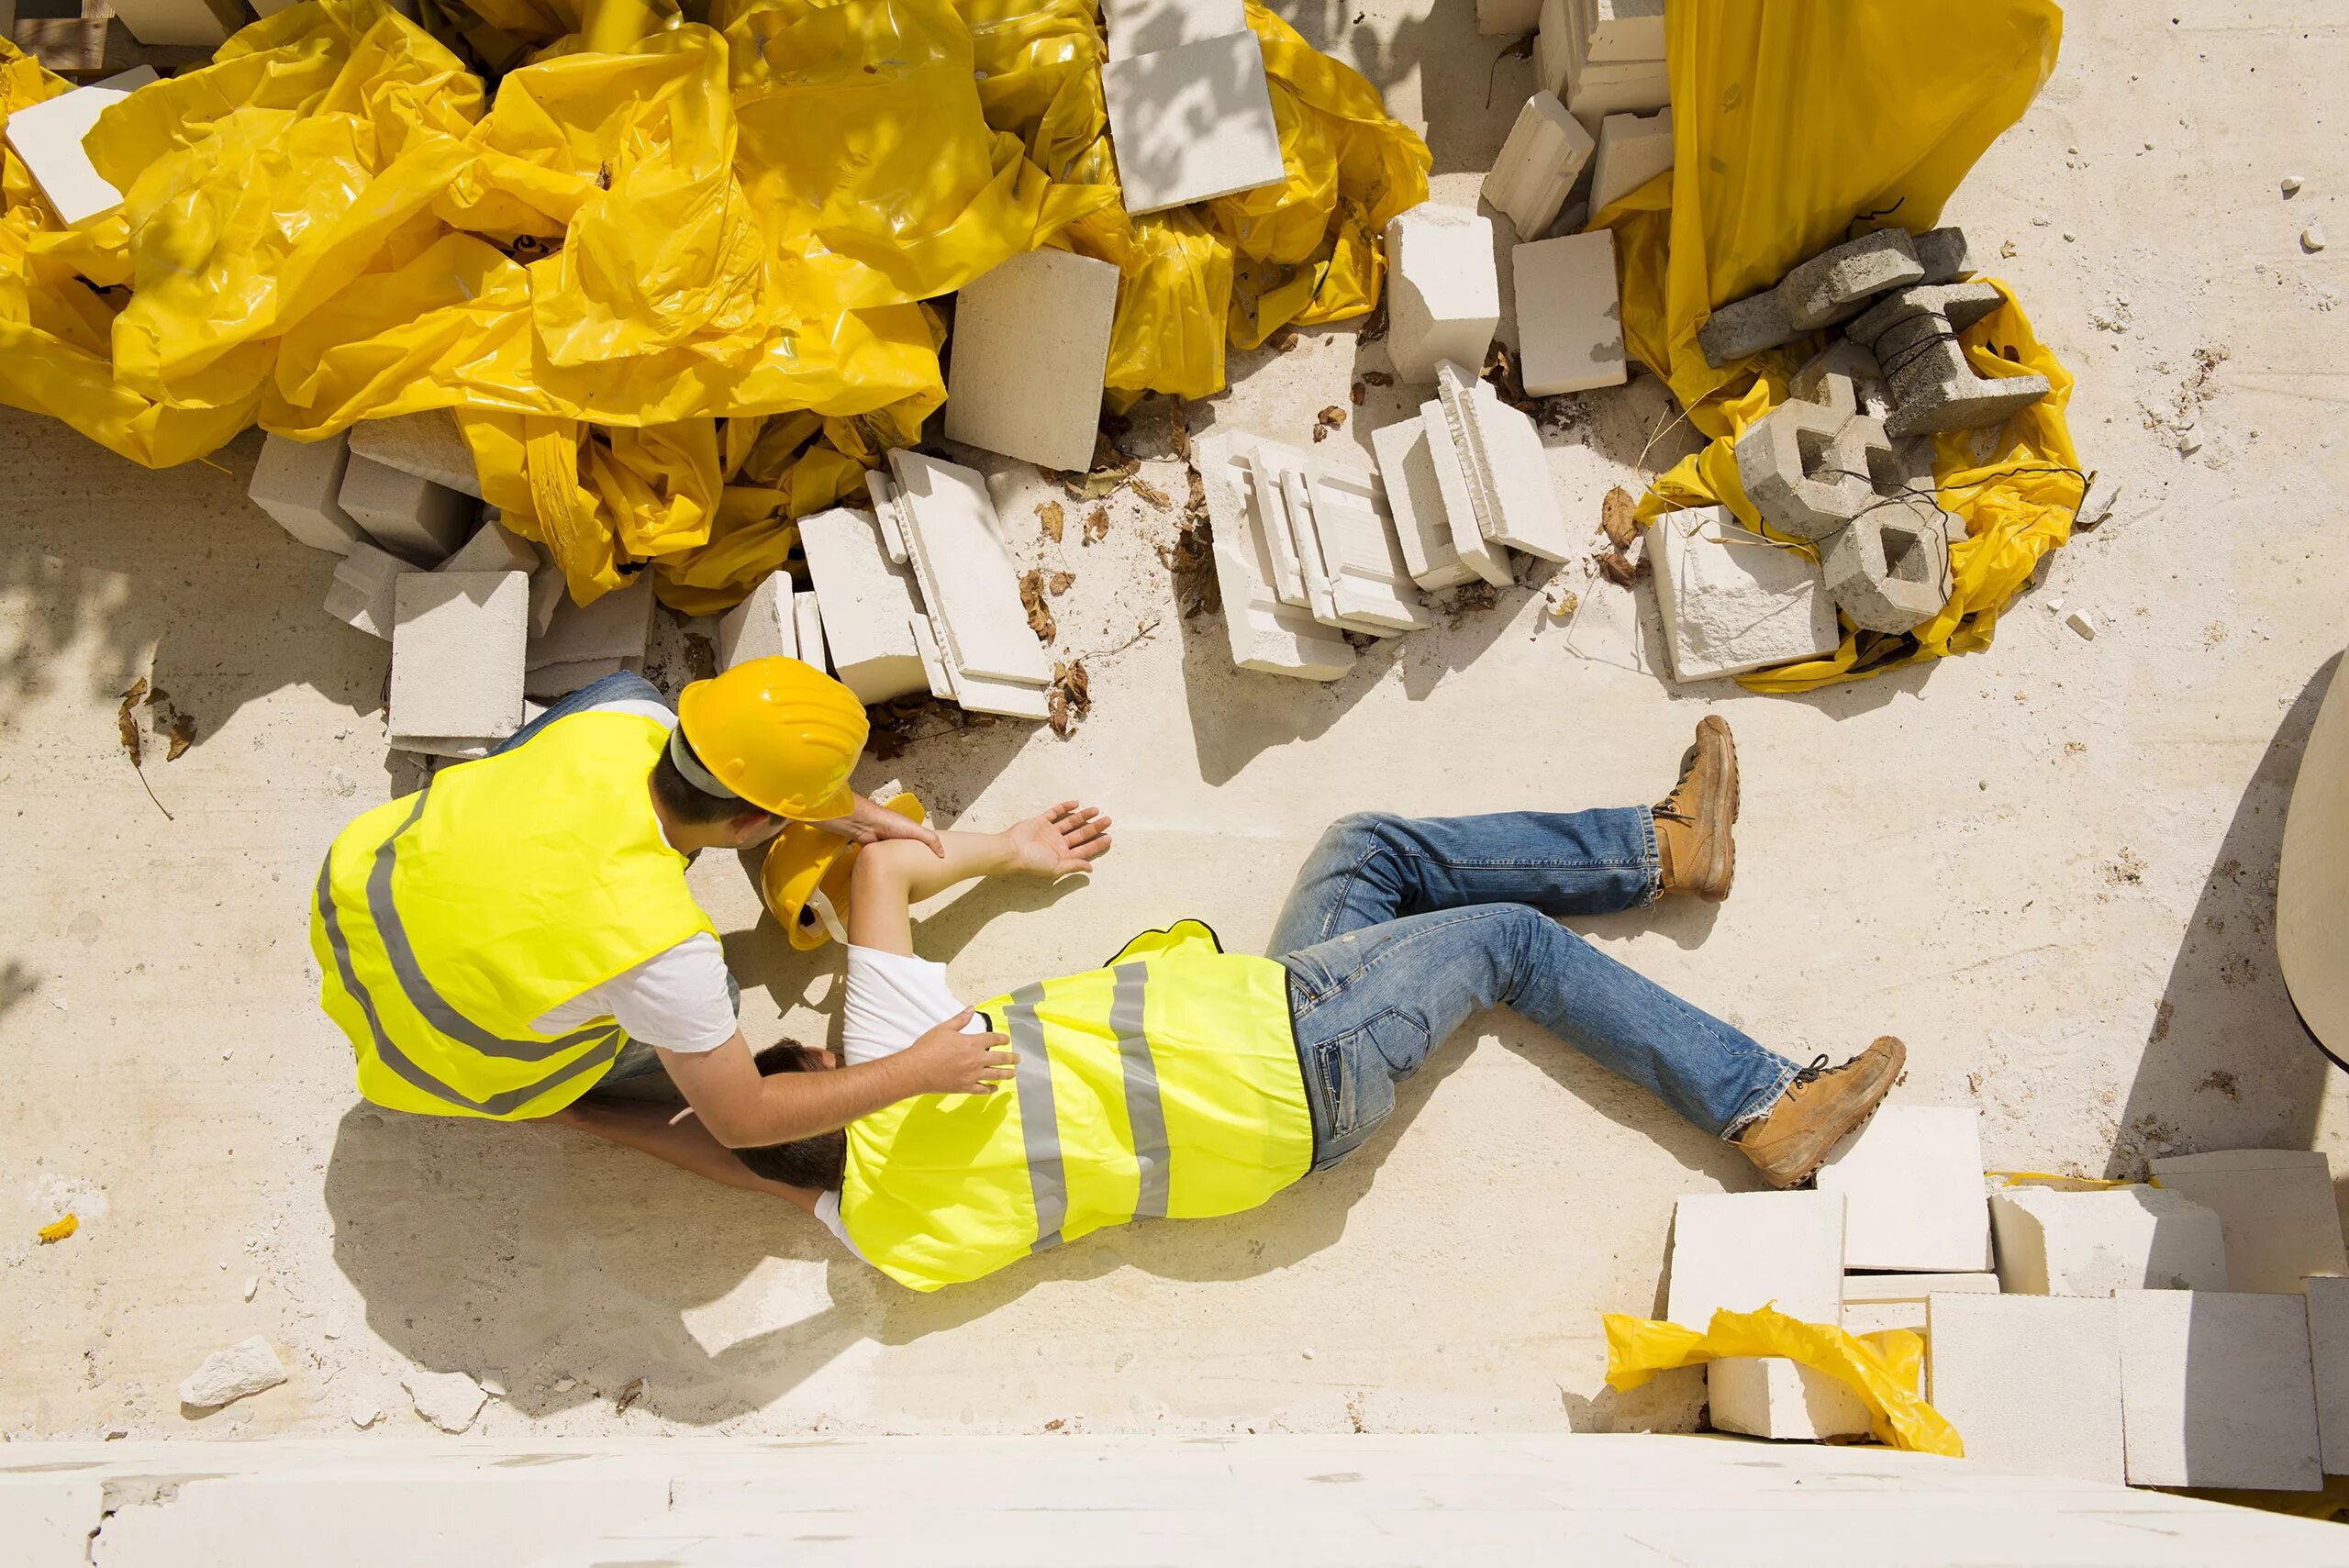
[1666,1191,1844,1330]
[1987,1184,2230,1296]
[1482,92,1594,241]
[340,454,476,565]
[2118,1289,2323,1491]
[388,573,529,751]
[1385,205,1502,385]
[403,1369,489,1434]
[1698,288,1798,368]
[945,249,1120,473]
[1586,107,1674,217]
[178,1336,288,1409]
[1646,506,1840,684]
[1371,417,1477,591]
[348,409,484,498]
[1708,1357,1872,1441]
[1102,30,1287,216]
[3,68,157,227]
[2305,1276,2349,1473]
[436,519,540,578]
[1912,226,1975,284]
[1512,231,1627,395]
[251,430,366,555]
[798,507,930,704]
[1814,1106,1991,1273]
[1197,431,1355,680]
[324,540,421,641]
[715,573,797,670]
[1782,230,1924,332]
[2150,1150,2349,1295]
[529,575,654,672]
[1435,361,1574,561]
[1928,1294,2125,1485]
[1103,0,1245,56]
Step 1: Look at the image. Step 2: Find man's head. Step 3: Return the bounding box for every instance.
[734,1040,848,1190]
[650,728,787,851]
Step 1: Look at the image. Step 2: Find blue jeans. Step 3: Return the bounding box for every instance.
[1271,811,1799,1169]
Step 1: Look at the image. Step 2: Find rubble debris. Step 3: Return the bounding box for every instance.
[1436,361,1575,560]
[403,1369,489,1433]
[1665,1192,1843,1330]
[1481,90,1594,239]
[945,249,1120,473]
[1814,1106,1989,1272]
[2065,608,2098,640]
[348,409,485,499]
[1783,229,1926,332]
[1370,417,1479,590]
[1047,660,1090,738]
[1512,231,1627,395]
[2305,224,2330,253]
[1845,280,2053,438]
[1019,569,1057,645]
[1929,1295,2126,1485]
[869,450,1052,720]
[1100,30,1286,215]
[339,453,476,566]
[2283,174,2306,196]
[2149,1149,2349,1295]
[1987,1185,2227,1296]
[1384,204,1502,384]
[1038,501,1066,543]
[1,67,156,228]
[2117,1289,2323,1491]
[1417,396,1515,587]
[1194,430,1354,681]
[1709,1357,1871,1442]
[714,572,799,670]
[1646,506,1839,684]
[388,573,529,757]
[1104,0,1245,55]
[179,1337,288,1410]
[798,506,930,704]
[250,431,366,555]
[1586,106,1673,215]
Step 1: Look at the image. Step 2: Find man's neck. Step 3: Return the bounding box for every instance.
[649,777,723,857]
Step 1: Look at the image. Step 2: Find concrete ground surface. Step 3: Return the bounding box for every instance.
[4,0,2347,1447]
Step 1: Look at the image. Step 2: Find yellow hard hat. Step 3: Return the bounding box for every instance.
[761,787,926,951]
[674,656,868,821]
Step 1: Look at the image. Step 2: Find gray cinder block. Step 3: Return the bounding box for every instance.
[1697,288,1797,368]
[251,431,366,555]
[1732,397,1883,542]
[1782,230,1924,332]
[1913,226,1975,284]
[339,454,477,565]
[1820,498,1954,633]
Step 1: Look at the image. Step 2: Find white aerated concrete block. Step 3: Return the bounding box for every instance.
[250,430,366,554]
[1102,31,1287,216]
[1511,230,1627,395]
[1196,432,1355,682]
[1481,92,1593,241]
[715,573,798,670]
[2150,1150,2349,1295]
[1842,1272,1999,1339]
[946,249,1121,473]
[1928,1294,2125,1485]
[1708,1357,1872,1441]
[799,507,930,704]
[1587,106,1674,215]
[2,67,155,228]
[1384,205,1501,385]
[436,519,540,578]
[1666,1192,1845,1330]
[529,566,566,638]
[340,454,475,565]
[794,593,828,673]
[1370,417,1477,591]
[2307,1276,2349,1473]
[2118,1289,2323,1490]
[323,540,420,640]
[348,409,484,498]
[1105,0,1245,55]
[1989,1184,2229,1296]
[102,0,229,45]
[529,576,654,671]
[388,573,529,751]
[1648,506,1841,684]
[1435,361,1574,561]
[1419,397,1515,588]
[1295,462,1430,633]
[1815,1106,1991,1273]
[875,450,1051,685]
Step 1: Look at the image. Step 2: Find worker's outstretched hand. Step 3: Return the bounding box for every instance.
[1007,802,1113,880]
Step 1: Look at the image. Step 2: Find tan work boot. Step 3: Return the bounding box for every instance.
[1732,1038,1907,1189]
[1655,716,1738,901]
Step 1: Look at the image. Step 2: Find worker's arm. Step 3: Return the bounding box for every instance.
[657,1018,1009,1149]
[848,802,1115,957]
[812,793,946,856]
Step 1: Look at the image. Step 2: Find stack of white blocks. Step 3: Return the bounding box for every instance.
[1099,0,1286,216]
[1666,1191,1869,1441]
[1535,0,1667,135]
[797,507,932,705]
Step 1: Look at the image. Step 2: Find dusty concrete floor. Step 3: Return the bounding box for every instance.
[5,0,2348,1443]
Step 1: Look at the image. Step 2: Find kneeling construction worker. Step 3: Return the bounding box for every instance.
[310,660,1016,1162]
[690,717,1904,1290]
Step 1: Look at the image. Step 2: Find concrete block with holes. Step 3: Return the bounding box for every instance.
[349,409,484,498]
[1782,230,1924,332]
[1708,1357,1872,1441]
[715,573,798,670]
[1512,231,1627,395]
[2148,1149,2349,1295]
[2118,1289,2323,1491]
[1847,282,2053,439]
[387,572,529,752]
[339,454,476,565]
[1732,397,1888,542]
[1482,92,1594,241]
[1987,1184,2230,1296]
[1820,495,1955,633]
[1647,506,1840,684]
[1384,205,1502,384]
[1814,1106,1992,1273]
[1586,107,1674,216]
[1929,1294,2127,1485]
[251,431,367,555]
[1665,1192,1845,1330]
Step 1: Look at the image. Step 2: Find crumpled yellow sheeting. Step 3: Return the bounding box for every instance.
[1602,0,2080,692]
[1605,1305,1964,1457]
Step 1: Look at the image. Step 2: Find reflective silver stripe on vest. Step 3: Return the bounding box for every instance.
[1110,962,1172,1220]
[1004,984,1068,1252]
[364,792,617,1062]
[317,856,624,1117]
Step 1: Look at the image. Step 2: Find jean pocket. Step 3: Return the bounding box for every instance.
[1359,1007,1433,1080]
[1312,1029,1397,1143]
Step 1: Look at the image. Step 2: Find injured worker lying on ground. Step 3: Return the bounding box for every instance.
[556,718,1905,1291]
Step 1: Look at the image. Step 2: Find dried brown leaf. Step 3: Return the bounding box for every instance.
[1601,486,1639,550]
[1317,405,1348,431]
[165,712,197,762]
[1019,569,1057,645]
[1130,480,1171,512]
[1349,382,1366,406]
[1046,659,1092,740]
[1312,426,1330,442]
[1082,506,1110,545]
[1168,401,1191,462]
[613,1377,645,1414]
[1037,500,1065,544]
[117,677,146,767]
[1363,371,1394,388]
[1597,550,1639,587]
[1047,571,1074,596]
[1270,327,1300,353]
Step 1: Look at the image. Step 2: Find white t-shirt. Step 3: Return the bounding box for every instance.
[809,945,986,1255]
[526,699,739,1053]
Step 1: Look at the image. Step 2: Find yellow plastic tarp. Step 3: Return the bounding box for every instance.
[1605,1304,1964,1457]
[1598,0,2079,692]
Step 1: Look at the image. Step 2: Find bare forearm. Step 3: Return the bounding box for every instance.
[673,1047,944,1148]
[848,830,1019,952]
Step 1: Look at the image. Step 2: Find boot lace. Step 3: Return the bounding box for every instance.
[1654,750,1701,824]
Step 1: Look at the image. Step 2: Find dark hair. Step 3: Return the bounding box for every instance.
[650,734,781,828]
[734,1041,848,1190]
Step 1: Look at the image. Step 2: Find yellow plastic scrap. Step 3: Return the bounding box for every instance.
[37,1213,78,1243]
[1598,0,2080,692]
[1604,1304,1964,1457]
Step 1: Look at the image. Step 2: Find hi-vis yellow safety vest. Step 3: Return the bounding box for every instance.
[309,711,719,1120]
[841,921,1312,1291]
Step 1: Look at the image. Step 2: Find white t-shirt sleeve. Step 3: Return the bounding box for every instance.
[812,1189,863,1260]
[530,932,739,1052]
[840,944,981,1063]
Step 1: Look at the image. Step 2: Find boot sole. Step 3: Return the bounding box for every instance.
[1696,716,1738,902]
[1770,1037,1906,1188]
